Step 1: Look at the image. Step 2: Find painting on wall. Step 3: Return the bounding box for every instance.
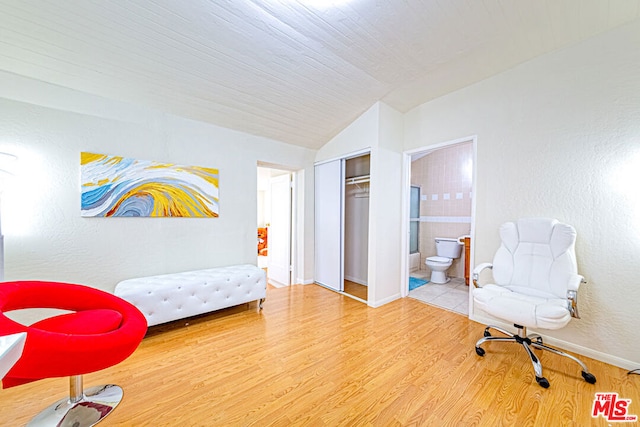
[81,152,219,218]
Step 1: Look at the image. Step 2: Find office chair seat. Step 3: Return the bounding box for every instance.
[474,284,571,329]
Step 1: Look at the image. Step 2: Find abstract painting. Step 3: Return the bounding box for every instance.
[81,152,219,217]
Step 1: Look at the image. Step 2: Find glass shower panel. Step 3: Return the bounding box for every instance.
[410,186,420,254]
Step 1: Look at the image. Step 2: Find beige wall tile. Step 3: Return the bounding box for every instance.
[412,142,473,279]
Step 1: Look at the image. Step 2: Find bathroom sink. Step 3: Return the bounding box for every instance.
[0,332,26,380]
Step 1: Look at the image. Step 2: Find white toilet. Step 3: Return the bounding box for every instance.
[425,237,463,284]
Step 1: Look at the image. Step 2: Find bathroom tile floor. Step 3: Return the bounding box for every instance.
[409,272,469,316]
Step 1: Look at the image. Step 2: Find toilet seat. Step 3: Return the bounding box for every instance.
[426,256,451,264]
[425,256,453,284]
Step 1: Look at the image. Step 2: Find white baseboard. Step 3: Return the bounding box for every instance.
[368,293,401,308]
[267,278,287,288]
[344,275,368,286]
[470,312,639,371]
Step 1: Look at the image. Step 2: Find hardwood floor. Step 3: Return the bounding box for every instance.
[343,279,368,301]
[1,284,638,426]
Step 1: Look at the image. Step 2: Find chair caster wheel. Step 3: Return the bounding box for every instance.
[535,336,543,344]
[582,371,597,384]
[536,377,550,388]
[483,329,491,337]
[475,347,485,356]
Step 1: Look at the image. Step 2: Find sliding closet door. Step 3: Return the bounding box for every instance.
[314,159,344,291]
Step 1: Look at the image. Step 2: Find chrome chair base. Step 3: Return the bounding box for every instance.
[28,382,123,427]
[475,324,597,388]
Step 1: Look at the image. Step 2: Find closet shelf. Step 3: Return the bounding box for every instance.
[345,175,370,185]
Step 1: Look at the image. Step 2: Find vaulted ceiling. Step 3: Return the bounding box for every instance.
[1,1,638,149]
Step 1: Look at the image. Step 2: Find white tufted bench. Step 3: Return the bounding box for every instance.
[114,264,266,327]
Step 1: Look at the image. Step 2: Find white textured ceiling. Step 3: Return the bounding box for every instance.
[1,0,638,149]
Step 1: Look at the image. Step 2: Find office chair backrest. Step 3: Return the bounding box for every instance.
[492,217,578,299]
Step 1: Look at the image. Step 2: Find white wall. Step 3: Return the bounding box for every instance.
[316,102,404,307]
[0,72,316,304]
[369,102,404,305]
[315,104,379,163]
[404,21,640,368]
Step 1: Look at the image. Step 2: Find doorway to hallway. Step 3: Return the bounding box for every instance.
[257,165,294,287]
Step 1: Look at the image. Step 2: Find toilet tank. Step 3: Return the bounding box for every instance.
[435,238,463,259]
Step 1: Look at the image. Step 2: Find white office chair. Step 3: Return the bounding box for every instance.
[472,218,596,388]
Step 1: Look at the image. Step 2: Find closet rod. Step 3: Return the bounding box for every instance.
[345,175,370,185]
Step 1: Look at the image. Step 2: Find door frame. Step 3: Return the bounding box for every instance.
[400,136,478,310]
[257,162,299,286]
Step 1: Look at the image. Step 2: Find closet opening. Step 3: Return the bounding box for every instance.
[343,154,370,301]
[314,151,370,303]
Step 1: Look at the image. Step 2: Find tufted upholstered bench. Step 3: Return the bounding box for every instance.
[114,264,266,327]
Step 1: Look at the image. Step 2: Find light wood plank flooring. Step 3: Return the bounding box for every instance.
[1,284,638,426]
[343,279,368,301]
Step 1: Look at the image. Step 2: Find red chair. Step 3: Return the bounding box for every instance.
[0,281,147,426]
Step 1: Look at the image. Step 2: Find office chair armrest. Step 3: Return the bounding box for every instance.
[567,274,584,291]
[566,275,586,319]
[472,263,493,288]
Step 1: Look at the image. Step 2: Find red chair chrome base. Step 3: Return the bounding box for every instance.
[0,281,147,426]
